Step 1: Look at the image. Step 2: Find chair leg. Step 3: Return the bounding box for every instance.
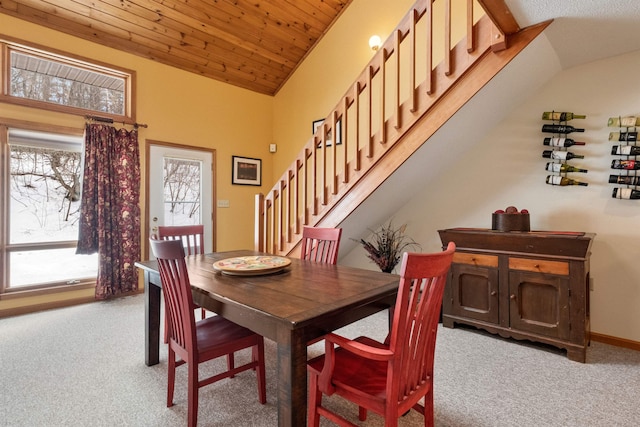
[308,373,321,427]
[164,315,169,344]
[167,347,176,407]
[359,406,367,421]
[227,353,235,378]
[200,307,206,319]
[255,339,266,404]
[424,391,434,427]
[187,360,199,427]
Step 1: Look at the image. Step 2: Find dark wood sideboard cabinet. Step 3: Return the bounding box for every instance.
[438,228,595,362]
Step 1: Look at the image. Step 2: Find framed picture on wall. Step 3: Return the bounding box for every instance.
[232,156,262,186]
[313,118,342,148]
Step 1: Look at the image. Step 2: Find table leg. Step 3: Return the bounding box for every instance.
[144,270,161,366]
[276,329,307,427]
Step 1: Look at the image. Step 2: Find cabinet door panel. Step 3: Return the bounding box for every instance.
[450,264,499,324]
[509,271,570,339]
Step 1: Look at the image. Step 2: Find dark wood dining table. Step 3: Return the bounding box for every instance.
[135,250,399,427]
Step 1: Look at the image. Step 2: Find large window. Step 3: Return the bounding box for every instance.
[1,127,98,292]
[1,36,134,121]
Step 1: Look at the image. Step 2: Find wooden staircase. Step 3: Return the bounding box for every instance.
[255,0,550,257]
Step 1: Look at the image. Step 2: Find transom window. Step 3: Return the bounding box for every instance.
[1,36,134,121]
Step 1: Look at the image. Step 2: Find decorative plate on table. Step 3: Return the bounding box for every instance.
[213,256,291,276]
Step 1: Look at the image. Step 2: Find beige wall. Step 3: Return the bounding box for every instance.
[342,47,640,343]
[0,14,272,313]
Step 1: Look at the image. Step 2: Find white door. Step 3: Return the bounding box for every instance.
[149,145,214,253]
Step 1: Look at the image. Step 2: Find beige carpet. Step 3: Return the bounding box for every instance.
[1,294,639,426]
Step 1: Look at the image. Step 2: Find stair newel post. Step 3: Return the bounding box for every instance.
[254,193,264,251]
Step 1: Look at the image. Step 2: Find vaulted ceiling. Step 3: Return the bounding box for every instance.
[0,0,352,96]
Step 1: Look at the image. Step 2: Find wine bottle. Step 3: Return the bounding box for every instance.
[546,162,588,173]
[546,175,588,186]
[609,132,638,142]
[542,112,586,121]
[611,145,640,156]
[612,188,640,199]
[542,150,584,161]
[543,137,586,147]
[541,124,585,134]
[609,175,640,185]
[611,159,640,170]
[608,116,639,127]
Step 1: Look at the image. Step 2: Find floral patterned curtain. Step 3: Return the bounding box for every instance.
[77,123,141,299]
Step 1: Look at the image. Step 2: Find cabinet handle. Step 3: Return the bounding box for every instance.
[490,291,497,296]
[534,264,540,269]
[510,294,517,300]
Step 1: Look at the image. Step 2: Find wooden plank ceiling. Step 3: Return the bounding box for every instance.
[0,0,353,95]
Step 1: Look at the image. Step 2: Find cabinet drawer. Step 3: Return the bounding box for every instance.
[453,252,498,268]
[509,258,569,275]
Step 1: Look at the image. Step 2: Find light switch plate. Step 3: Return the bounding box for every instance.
[269,143,277,153]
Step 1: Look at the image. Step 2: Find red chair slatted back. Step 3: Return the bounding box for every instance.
[157,225,205,256]
[149,238,197,353]
[388,241,456,400]
[300,226,342,264]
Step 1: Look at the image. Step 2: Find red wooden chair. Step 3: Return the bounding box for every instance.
[150,238,266,427]
[157,224,205,256]
[306,242,456,427]
[300,226,342,264]
[301,226,342,345]
[157,224,207,322]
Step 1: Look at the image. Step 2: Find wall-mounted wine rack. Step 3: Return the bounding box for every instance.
[608,115,640,200]
[541,111,588,187]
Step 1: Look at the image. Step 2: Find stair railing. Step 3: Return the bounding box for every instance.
[255,0,517,256]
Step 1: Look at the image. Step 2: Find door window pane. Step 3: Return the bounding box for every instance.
[163,157,202,226]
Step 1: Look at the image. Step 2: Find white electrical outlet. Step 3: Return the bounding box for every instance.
[217,200,230,208]
[269,143,277,153]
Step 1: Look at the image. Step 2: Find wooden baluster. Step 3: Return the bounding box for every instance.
[294,159,300,234]
[426,2,433,94]
[285,171,292,243]
[311,138,318,215]
[409,10,417,113]
[445,0,452,76]
[354,81,361,170]
[342,97,350,183]
[331,111,338,195]
[321,121,328,206]
[278,181,284,251]
[467,0,475,53]
[367,66,374,158]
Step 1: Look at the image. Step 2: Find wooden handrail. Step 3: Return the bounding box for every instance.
[256,0,520,256]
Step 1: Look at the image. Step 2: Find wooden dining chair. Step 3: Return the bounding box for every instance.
[157,224,205,256]
[157,224,207,322]
[306,242,456,427]
[149,238,266,427]
[300,226,342,264]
